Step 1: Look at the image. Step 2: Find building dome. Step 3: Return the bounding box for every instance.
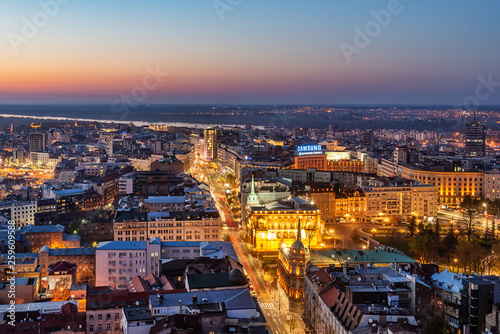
[228,268,248,285]
[290,239,308,257]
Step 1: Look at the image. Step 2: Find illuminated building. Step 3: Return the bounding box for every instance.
[307,183,336,223]
[247,196,323,253]
[295,145,363,172]
[363,182,437,222]
[465,120,486,157]
[204,128,217,160]
[39,246,95,286]
[21,224,81,253]
[400,166,483,205]
[484,172,500,201]
[334,189,367,223]
[277,219,310,313]
[147,211,221,241]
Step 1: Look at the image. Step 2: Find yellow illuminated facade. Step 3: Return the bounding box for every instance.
[247,207,323,253]
[401,166,483,205]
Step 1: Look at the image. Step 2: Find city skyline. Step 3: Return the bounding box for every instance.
[1,1,500,105]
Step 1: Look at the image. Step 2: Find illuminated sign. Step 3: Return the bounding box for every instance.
[297,145,323,156]
[326,151,350,161]
[297,145,322,153]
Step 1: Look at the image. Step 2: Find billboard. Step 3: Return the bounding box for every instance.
[326,151,350,161]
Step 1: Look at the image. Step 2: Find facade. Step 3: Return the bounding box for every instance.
[114,213,148,242]
[295,151,364,173]
[21,224,80,252]
[204,128,217,160]
[363,183,437,222]
[247,197,323,253]
[484,172,500,201]
[29,132,49,152]
[38,246,95,288]
[400,166,484,205]
[95,238,161,289]
[118,173,135,195]
[0,201,37,228]
[308,183,336,224]
[465,120,486,157]
[147,211,221,242]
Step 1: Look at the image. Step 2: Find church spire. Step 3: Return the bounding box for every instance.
[297,218,301,242]
[247,175,259,205]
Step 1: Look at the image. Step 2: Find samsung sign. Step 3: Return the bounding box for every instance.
[297,144,323,156]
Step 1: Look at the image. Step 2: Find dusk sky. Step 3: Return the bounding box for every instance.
[1,0,500,105]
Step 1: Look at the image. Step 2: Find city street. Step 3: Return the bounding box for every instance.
[191,162,304,333]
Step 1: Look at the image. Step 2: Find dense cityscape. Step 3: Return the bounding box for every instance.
[0,113,497,333]
[2,1,500,333]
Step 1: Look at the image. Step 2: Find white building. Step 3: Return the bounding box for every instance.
[119,173,135,195]
[95,238,161,289]
[0,201,37,228]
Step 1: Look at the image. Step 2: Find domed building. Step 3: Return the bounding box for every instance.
[277,219,310,313]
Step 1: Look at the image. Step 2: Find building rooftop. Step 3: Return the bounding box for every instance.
[123,305,154,322]
[54,188,85,197]
[39,246,95,256]
[97,241,148,250]
[0,301,79,314]
[150,288,256,312]
[21,224,65,234]
[309,249,416,267]
[144,196,187,204]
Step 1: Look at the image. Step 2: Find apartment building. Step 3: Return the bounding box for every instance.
[95,239,161,289]
[0,201,37,228]
[113,212,148,242]
[147,211,221,242]
[38,246,95,287]
[363,181,437,222]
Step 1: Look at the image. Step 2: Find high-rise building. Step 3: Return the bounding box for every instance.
[394,146,408,165]
[363,130,374,148]
[465,120,486,157]
[29,133,48,152]
[204,128,217,160]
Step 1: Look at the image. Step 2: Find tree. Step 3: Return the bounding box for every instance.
[434,219,441,238]
[461,209,479,241]
[442,228,458,261]
[409,234,437,263]
[407,215,416,237]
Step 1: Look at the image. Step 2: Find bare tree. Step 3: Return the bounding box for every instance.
[461,209,479,241]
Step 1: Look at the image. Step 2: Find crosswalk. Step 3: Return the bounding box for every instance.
[259,302,276,309]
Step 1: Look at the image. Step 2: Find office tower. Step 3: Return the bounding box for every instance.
[29,133,49,152]
[363,131,374,148]
[394,146,408,165]
[204,128,217,160]
[465,120,486,157]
